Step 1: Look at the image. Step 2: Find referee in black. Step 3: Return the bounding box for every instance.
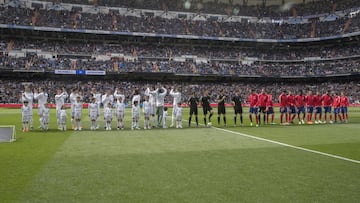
[188,91,199,127]
[217,89,227,127]
[232,90,243,126]
[200,90,213,127]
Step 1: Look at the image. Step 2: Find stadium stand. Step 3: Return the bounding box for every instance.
[0,0,359,105]
[0,4,359,39]
[37,0,360,17]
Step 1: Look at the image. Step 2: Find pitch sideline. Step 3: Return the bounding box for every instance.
[212,126,360,164]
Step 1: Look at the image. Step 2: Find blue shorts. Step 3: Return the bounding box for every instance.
[307,106,314,113]
[288,106,296,114]
[341,107,348,114]
[267,107,274,114]
[333,107,340,114]
[315,107,322,114]
[279,107,287,113]
[249,107,258,114]
[297,106,305,114]
[324,106,332,113]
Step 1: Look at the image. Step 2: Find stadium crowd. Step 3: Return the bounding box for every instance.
[1,54,359,76]
[3,39,360,60]
[38,0,360,17]
[1,79,359,105]
[1,39,360,76]
[1,6,359,39]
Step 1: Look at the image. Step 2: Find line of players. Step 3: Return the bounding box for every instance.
[20,85,350,132]
[20,86,184,132]
[179,88,350,128]
[277,89,349,125]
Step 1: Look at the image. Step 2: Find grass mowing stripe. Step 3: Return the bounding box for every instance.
[213,127,360,164]
[18,128,360,202]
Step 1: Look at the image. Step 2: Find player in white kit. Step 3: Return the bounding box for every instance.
[145,86,157,128]
[91,88,102,129]
[149,87,167,127]
[115,96,125,130]
[21,100,32,132]
[34,87,48,129]
[88,97,99,130]
[59,105,67,131]
[55,87,68,129]
[104,103,113,130]
[21,85,34,129]
[73,96,83,131]
[143,96,152,129]
[163,107,169,128]
[102,89,114,129]
[175,102,183,128]
[132,100,140,130]
[169,88,181,127]
[69,88,80,129]
[41,103,50,131]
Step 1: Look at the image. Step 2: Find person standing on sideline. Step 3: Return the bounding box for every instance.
[248,89,259,127]
[322,90,333,124]
[188,92,199,127]
[257,88,268,125]
[278,90,289,125]
[313,91,323,124]
[340,91,349,123]
[217,89,227,127]
[266,91,275,125]
[200,90,213,127]
[232,90,243,126]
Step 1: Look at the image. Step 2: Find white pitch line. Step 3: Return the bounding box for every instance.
[212,126,360,164]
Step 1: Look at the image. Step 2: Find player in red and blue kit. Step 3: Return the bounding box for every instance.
[248,89,259,127]
[279,90,289,125]
[340,92,349,123]
[287,91,296,124]
[322,91,333,123]
[266,92,275,125]
[295,90,306,125]
[332,92,342,123]
[305,90,315,124]
[313,91,323,124]
[257,88,268,125]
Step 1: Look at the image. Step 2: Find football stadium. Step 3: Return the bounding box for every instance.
[0,0,360,202]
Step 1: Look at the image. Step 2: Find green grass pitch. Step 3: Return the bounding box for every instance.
[0,107,359,202]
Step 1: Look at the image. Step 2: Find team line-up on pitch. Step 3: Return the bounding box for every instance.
[19,86,350,132]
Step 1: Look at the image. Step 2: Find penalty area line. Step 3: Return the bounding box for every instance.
[212,127,360,164]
